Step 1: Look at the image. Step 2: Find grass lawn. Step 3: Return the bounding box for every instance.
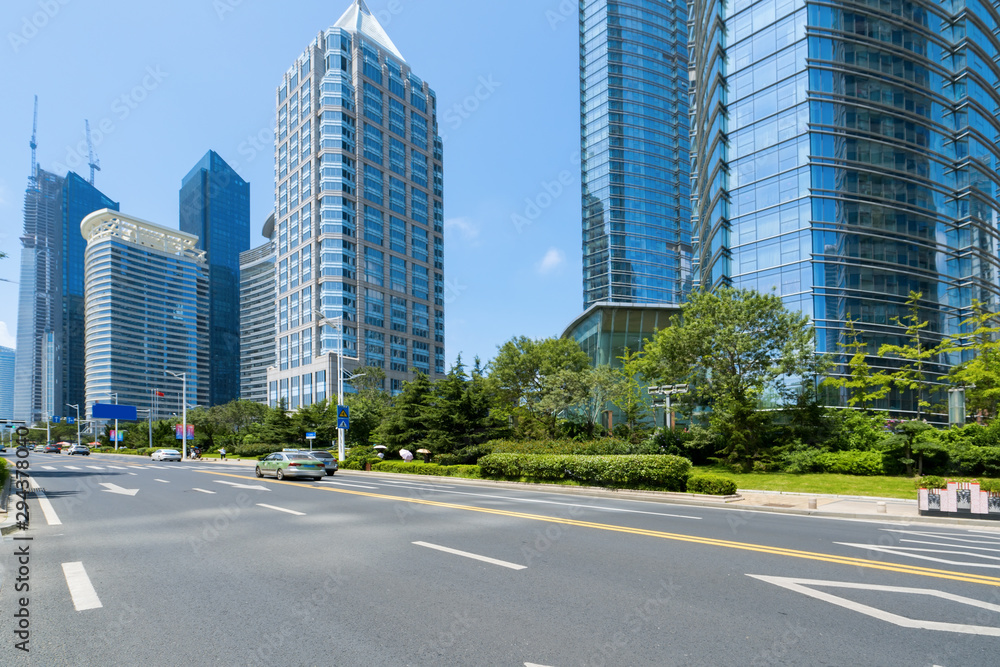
[695,466,918,499]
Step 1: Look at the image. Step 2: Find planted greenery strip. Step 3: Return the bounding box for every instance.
[478,454,691,491]
[814,450,885,476]
[915,476,1000,493]
[686,473,738,495]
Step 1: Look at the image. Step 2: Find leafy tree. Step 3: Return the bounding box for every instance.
[943,300,1000,420]
[372,372,434,454]
[877,291,946,421]
[244,399,297,446]
[822,316,890,411]
[886,419,934,476]
[609,347,651,440]
[641,287,817,465]
[490,336,590,437]
[343,365,392,449]
[575,365,619,438]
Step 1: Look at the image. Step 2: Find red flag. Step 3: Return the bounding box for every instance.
[156,391,165,397]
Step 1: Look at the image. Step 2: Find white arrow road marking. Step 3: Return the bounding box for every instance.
[413,541,526,570]
[214,480,270,491]
[256,503,305,516]
[62,562,102,611]
[836,542,1000,569]
[192,488,216,494]
[99,482,139,496]
[748,574,1000,636]
[155,479,169,483]
[26,477,61,525]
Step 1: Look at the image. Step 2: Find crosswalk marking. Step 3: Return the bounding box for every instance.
[62,562,102,611]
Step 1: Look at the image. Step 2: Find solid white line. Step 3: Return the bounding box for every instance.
[27,478,62,526]
[900,538,1000,554]
[882,529,1000,545]
[155,479,169,483]
[192,488,216,494]
[41,466,56,470]
[383,479,455,489]
[127,472,137,476]
[64,466,81,470]
[105,465,127,470]
[413,541,526,570]
[62,562,102,611]
[85,466,104,470]
[256,503,305,516]
[837,542,1000,569]
[749,574,1000,636]
[322,480,380,489]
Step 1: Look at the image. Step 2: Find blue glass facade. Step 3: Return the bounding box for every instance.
[690,0,1000,417]
[581,0,692,309]
[180,151,250,406]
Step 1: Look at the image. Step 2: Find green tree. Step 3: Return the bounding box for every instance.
[609,347,651,440]
[244,400,297,446]
[641,287,817,465]
[490,336,590,437]
[877,291,946,421]
[822,316,890,411]
[943,300,1000,420]
[372,372,434,454]
[574,365,619,438]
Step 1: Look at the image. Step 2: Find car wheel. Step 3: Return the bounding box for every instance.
[276,468,285,480]
[255,466,263,478]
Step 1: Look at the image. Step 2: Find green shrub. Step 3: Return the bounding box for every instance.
[235,442,286,457]
[814,450,884,476]
[485,438,633,456]
[915,476,1000,492]
[435,443,495,466]
[780,447,822,473]
[478,454,691,491]
[686,473,737,495]
[371,461,479,477]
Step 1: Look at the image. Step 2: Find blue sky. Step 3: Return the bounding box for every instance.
[0,0,585,366]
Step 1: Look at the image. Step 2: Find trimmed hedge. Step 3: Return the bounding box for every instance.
[916,476,1000,493]
[485,438,634,456]
[478,453,691,491]
[687,473,737,495]
[235,443,286,457]
[371,461,479,477]
[814,450,884,476]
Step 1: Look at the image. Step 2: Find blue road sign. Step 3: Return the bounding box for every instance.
[337,418,349,429]
[336,404,350,430]
[93,403,138,421]
[305,431,316,439]
[67,417,75,424]
[53,417,61,423]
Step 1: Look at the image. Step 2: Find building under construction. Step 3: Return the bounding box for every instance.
[13,100,119,424]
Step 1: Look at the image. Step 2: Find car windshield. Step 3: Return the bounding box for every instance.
[287,454,314,460]
[309,452,333,459]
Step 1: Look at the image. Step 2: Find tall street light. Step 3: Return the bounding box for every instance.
[166,371,188,460]
[315,310,347,461]
[99,392,119,450]
[65,403,81,447]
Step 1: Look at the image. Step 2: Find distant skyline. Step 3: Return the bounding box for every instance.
[0,0,583,365]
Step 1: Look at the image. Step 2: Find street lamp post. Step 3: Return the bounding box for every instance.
[315,310,347,462]
[166,371,187,460]
[65,403,81,447]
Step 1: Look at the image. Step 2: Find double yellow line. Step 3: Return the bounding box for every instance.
[200,471,1000,587]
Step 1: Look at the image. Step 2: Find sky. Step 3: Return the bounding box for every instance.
[0,0,585,365]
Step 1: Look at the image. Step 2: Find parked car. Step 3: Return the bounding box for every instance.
[44,444,61,453]
[151,449,182,462]
[67,444,90,456]
[301,450,338,475]
[255,452,325,480]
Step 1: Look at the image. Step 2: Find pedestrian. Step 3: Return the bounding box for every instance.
[220,447,226,461]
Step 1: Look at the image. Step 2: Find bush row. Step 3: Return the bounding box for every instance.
[686,473,738,495]
[478,453,692,491]
[371,461,479,477]
[915,476,1000,493]
[235,443,287,457]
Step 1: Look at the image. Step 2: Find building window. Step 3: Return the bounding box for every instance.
[303,373,313,406]
[391,297,407,333]
[365,288,385,327]
[390,256,406,293]
[291,332,300,369]
[413,302,429,338]
[390,217,406,254]
[316,370,326,403]
[390,335,408,372]
[280,336,289,370]
[364,247,384,286]
[364,205,384,246]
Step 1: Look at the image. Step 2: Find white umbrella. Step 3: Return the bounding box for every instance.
[399,448,413,462]
[372,445,388,450]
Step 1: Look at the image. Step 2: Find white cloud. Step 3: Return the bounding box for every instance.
[0,320,15,348]
[444,217,481,245]
[536,247,565,275]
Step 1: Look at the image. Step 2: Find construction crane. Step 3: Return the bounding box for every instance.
[85,119,101,185]
[28,95,38,189]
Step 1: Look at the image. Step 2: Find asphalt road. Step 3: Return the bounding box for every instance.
[1,449,999,666]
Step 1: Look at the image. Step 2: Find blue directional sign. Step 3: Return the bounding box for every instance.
[53,416,61,423]
[92,403,138,421]
[305,431,317,440]
[66,416,75,424]
[337,405,350,430]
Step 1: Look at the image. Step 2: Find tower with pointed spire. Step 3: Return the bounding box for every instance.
[263,0,445,408]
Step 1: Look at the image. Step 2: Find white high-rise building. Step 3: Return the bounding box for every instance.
[266,0,445,408]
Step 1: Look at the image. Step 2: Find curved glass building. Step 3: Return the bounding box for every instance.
[690,0,1000,417]
[581,0,693,309]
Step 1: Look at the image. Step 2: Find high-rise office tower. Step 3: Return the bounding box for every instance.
[81,209,209,420]
[240,214,278,405]
[180,150,250,406]
[13,166,118,424]
[565,1,690,370]
[689,0,1000,416]
[580,0,692,310]
[0,346,14,419]
[266,0,446,407]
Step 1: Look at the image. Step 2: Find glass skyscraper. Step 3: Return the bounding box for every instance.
[240,214,277,405]
[0,346,14,420]
[179,150,250,406]
[689,0,1000,416]
[267,0,446,407]
[81,210,209,419]
[581,0,692,309]
[13,167,118,424]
